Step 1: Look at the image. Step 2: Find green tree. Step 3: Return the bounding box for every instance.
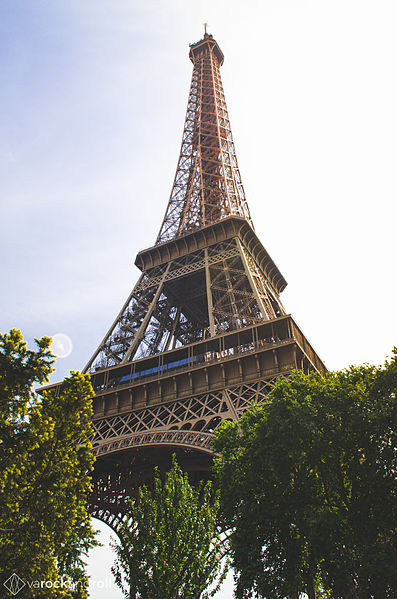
[111,459,229,599]
[213,352,397,599]
[0,329,97,598]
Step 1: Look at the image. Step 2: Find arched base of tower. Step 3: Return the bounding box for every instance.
[89,444,213,533]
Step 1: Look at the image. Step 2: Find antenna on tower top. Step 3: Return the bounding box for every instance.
[204,22,208,35]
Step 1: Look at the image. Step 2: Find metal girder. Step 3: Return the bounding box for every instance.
[241,245,286,319]
[91,376,280,456]
[93,430,215,459]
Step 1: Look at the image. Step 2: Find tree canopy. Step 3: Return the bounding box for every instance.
[213,352,397,599]
[0,329,97,598]
[112,458,229,599]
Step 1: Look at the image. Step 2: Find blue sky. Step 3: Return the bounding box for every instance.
[2,1,397,597]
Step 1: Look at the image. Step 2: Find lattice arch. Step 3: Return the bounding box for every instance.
[91,376,281,458]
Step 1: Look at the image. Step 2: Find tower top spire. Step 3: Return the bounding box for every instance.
[189,32,224,65]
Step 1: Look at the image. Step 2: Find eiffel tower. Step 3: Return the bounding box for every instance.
[54,33,325,531]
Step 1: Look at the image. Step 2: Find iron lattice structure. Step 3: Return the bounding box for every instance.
[157,35,252,242]
[43,34,325,532]
[84,35,265,374]
[84,226,287,372]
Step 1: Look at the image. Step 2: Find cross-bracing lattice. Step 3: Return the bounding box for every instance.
[156,34,252,243]
[85,238,285,372]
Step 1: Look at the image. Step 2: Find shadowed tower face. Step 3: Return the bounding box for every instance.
[63,34,325,531]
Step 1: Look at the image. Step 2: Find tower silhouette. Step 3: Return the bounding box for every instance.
[63,34,326,530]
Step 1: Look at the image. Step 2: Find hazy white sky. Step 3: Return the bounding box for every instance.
[2,0,397,597]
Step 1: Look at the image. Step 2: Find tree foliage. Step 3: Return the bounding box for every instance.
[0,329,97,597]
[112,458,229,599]
[213,352,397,599]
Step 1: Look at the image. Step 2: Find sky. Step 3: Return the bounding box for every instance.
[1,0,397,597]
